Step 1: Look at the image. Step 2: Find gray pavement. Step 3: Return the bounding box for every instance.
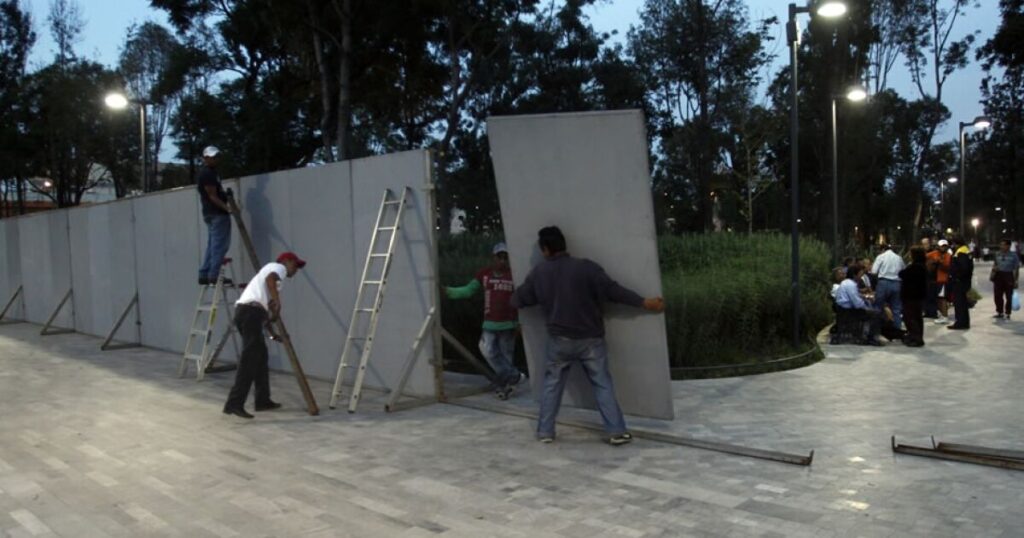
[0,263,1021,537]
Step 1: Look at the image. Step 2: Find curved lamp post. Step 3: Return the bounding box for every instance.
[958,115,991,234]
[105,92,150,193]
[831,83,867,264]
[787,0,847,347]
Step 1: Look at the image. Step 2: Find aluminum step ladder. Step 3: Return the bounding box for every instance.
[179,258,241,380]
[330,187,410,412]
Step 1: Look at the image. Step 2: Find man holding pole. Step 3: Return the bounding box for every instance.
[223,252,307,419]
[197,146,233,285]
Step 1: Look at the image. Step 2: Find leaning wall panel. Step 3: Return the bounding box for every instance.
[18,211,72,327]
[488,110,675,420]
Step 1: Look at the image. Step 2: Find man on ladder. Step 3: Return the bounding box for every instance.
[223,252,307,419]
[197,146,233,286]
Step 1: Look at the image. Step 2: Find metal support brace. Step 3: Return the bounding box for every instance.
[448,398,815,466]
[385,308,436,412]
[0,285,23,324]
[40,289,75,336]
[100,293,141,350]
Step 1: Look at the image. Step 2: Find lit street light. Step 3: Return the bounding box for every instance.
[958,115,992,234]
[105,91,151,192]
[831,83,867,263]
[971,217,981,240]
[787,0,847,347]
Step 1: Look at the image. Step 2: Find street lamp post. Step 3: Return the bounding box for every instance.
[831,84,867,264]
[105,92,150,193]
[787,0,847,347]
[940,176,957,231]
[958,115,992,234]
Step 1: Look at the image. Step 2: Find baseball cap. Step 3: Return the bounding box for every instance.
[202,146,220,158]
[937,239,948,246]
[276,252,307,268]
[492,242,508,255]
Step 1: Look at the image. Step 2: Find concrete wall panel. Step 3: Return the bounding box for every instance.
[18,211,73,327]
[0,218,22,318]
[350,151,436,396]
[488,110,674,420]
[68,202,138,339]
[133,188,202,352]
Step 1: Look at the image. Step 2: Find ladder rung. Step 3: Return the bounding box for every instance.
[190,329,208,336]
[356,308,374,313]
[347,336,366,341]
[383,200,401,205]
[197,306,213,312]
[378,226,397,231]
[184,353,204,361]
[369,253,389,258]
[363,281,382,286]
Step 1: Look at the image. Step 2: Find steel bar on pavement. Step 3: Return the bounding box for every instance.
[449,398,814,466]
[892,437,1024,471]
[932,440,1024,462]
[440,328,497,384]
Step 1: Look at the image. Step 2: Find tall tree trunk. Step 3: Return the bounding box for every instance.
[308,0,335,162]
[333,0,353,161]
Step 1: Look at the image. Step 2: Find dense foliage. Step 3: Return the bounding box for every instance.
[440,232,831,375]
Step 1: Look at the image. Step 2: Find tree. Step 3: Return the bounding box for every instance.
[0,0,36,217]
[629,0,774,231]
[119,22,184,188]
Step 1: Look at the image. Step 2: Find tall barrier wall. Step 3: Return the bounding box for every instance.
[0,151,436,398]
[18,210,73,328]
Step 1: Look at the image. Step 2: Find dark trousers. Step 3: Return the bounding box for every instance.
[993,271,1015,315]
[924,281,939,317]
[224,304,271,410]
[950,281,970,328]
[903,299,924,345]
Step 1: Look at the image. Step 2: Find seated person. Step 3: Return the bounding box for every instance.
[835,263,884,346]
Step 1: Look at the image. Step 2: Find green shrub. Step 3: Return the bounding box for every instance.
[439,232,832,375]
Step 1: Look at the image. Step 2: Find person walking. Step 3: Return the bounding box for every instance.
[223,252,307,418]
[197,146,233,285]
[948,237,974,330]
[872,244,905,330]
[927,239,953,324]
[444,242,526,399]
[991,239,1020,320]
[511,226,664,446]
[899,247,928,347]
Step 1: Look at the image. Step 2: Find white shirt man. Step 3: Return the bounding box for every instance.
[872,248,905,280]
[224,252,306,419]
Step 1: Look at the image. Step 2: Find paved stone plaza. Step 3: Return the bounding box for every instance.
[0,270,1021,537]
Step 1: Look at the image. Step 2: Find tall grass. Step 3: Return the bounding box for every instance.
[439,232,831,374]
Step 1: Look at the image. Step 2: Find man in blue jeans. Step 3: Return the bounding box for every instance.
[512,226,665,446]
[196,146,233,285]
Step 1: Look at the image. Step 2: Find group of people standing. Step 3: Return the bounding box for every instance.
[832,236,980,347]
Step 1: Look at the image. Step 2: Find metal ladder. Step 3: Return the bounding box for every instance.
[330,187,410,412]
[179,258,240,380]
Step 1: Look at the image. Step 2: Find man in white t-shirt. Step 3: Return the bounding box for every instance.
[223,252,307,419]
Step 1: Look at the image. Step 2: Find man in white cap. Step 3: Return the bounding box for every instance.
[445,241,526,399]
[196,145,233,285]
[926,239,953,323]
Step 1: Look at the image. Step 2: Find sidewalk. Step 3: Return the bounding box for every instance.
[0,266,1021,537]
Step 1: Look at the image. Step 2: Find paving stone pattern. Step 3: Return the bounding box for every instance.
[0,266,1021,537]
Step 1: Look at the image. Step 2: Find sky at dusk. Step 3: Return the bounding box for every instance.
[22,0,1003,161]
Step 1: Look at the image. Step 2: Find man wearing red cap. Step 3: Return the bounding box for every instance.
[223,252,306,418]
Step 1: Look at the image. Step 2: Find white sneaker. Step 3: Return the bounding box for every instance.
[934,316,949,325]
